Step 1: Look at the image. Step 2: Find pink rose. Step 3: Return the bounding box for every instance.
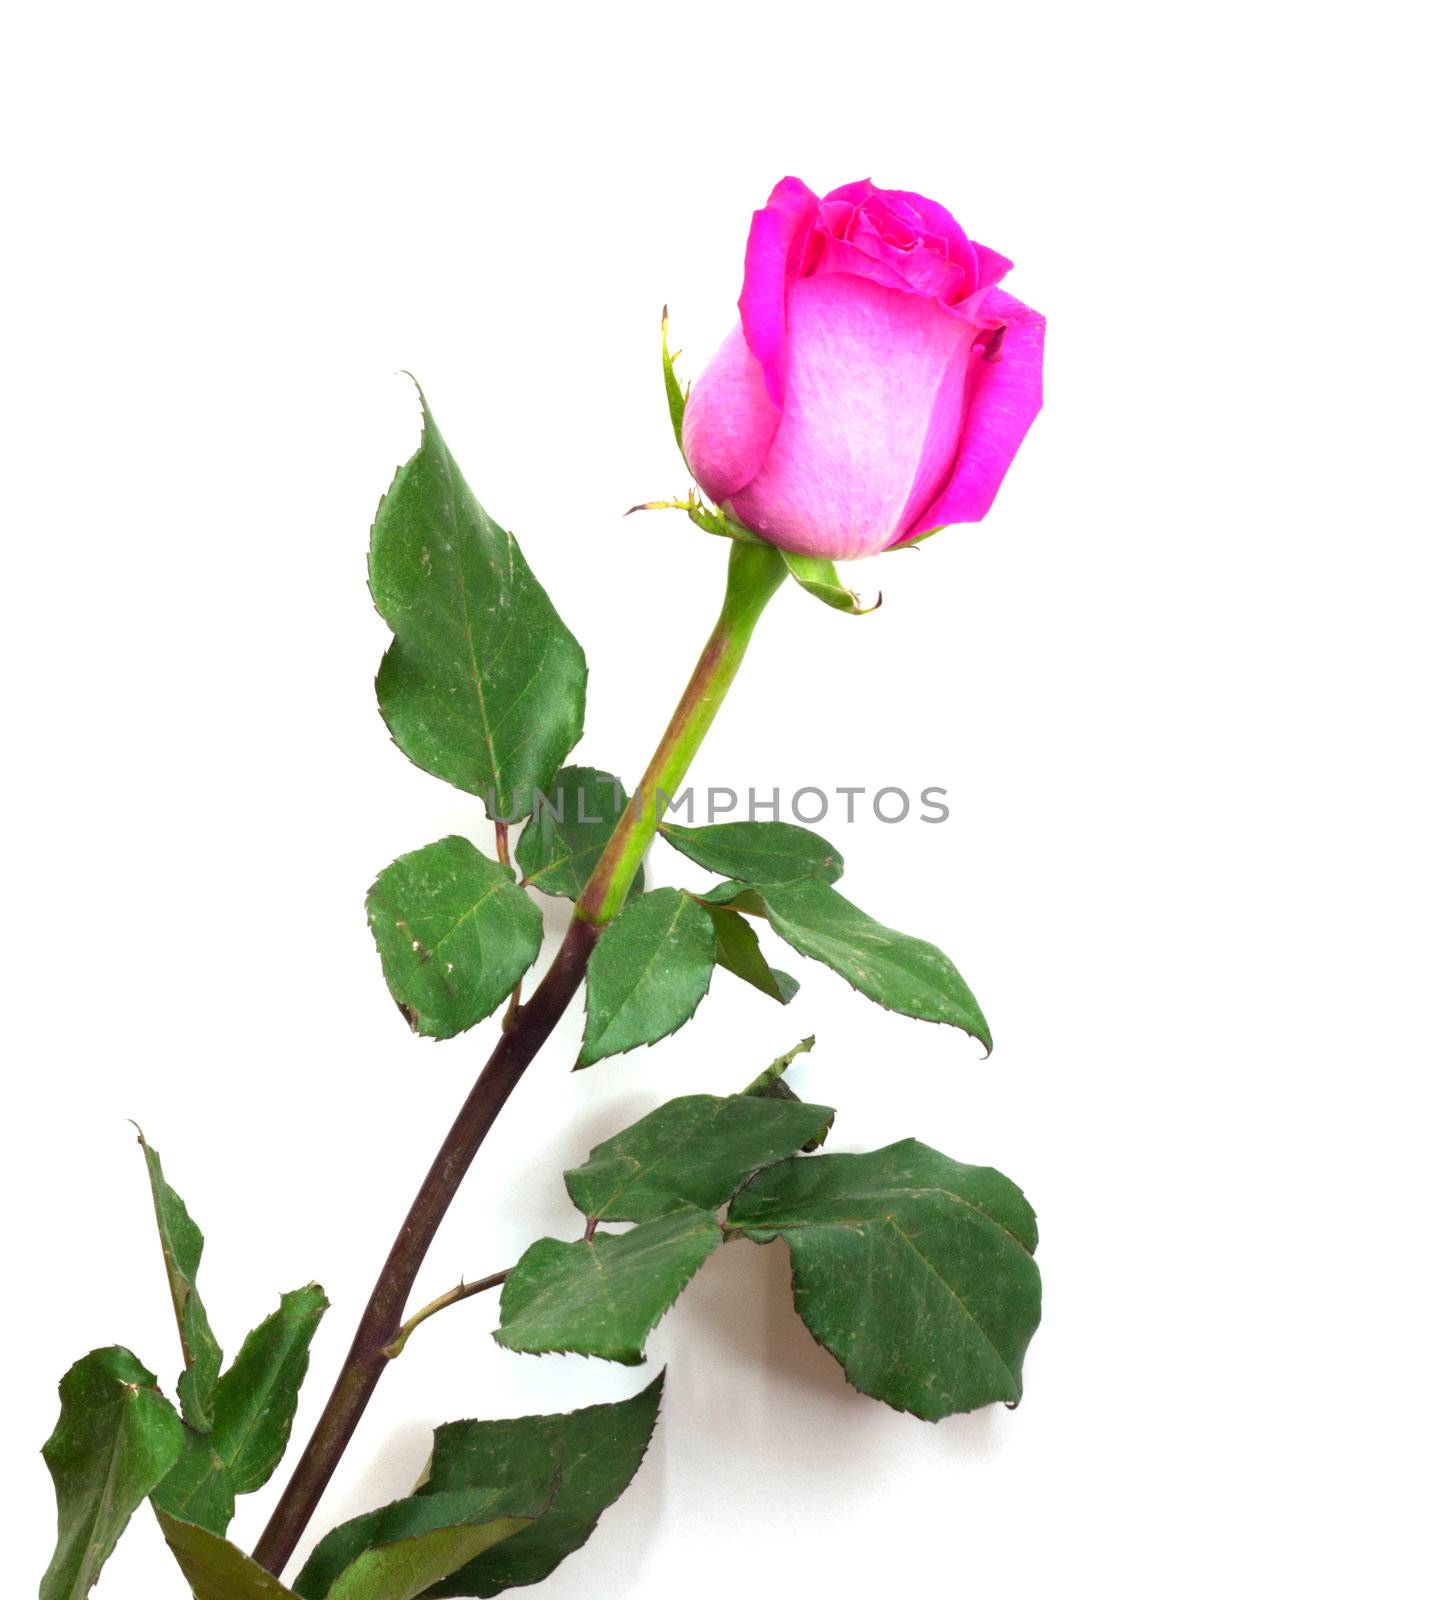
[682,177,1045,561]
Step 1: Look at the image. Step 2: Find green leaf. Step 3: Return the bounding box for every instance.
[417,1373,664,1596]
[294,1488,541,1600]
[327,1520,534,1600]
[367,836,544,1039]
[40,1347,185,1600]
[513,765,642,901]
[565,1089,833,1223]
[494,1207,720,1364]
[138,1134,222,1431]
[370,392,587,820]
[154,1507,302,1597]
[737,878,991,1050]
[661,307,687,464]
[779,551,881,615]
[152,1428,235,1536]
[577,887,715,1067]
[706,904,798,1003]
[209,1284,328,1495]
[662,819,843,885]
[695,879,769,914]
[727,1139,1040,1419]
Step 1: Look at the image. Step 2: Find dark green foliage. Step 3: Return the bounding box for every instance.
[514,765,642,900]
[367,836,543,1039]
[728,1139,1040,1419]
[494,1208,722,1364]
[369,394,586,820]
[564,1090,833,1222]
[578,888,716,1066]
[662,819,843,885]
[41,1348,185,1600]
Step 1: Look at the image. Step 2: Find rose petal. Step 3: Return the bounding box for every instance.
[822,178,875,208]
[682,323,782,504]
[811,230,969,304]
[899,289,1045,536]
[875,187,978,288]
[729,274,981,561]
[896,243,970,303]
[809,232,919,294]
[738,176,820,409]
[972,241,1014,291]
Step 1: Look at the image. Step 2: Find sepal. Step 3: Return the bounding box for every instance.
[779,551,882,615]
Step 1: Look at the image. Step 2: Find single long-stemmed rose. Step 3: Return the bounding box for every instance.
[249,533,790,1575]
[38,175,1045,1600]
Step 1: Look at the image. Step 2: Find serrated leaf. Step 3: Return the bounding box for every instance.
[154,1507,302,1597]
[139,1135,222,1431]
[294,1488,542,1600]
[417,1373,664,1596]
[40,1347,185,1600]
[779,551,881,614]
[738,878,991,1049]
[706,904,798,1003]
[577,887,715,1067]
[565,1090,833,1223]
[727,1139,1040,1419]
[328,1519,534,1600]
[210,1284,328,1495]
[513,765,642,901]
[370,393,586,820]
[367,836,544,1039]
[152,1427,236,1535]
[662,819,843,885]
[494,1207,720,1364]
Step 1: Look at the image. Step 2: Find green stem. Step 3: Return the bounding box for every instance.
[253,537,786,1577]
[575,540,787,925]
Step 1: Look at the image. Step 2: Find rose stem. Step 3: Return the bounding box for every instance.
[252,541,787,1576]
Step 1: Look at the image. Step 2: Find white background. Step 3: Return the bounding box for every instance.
[3,3,1424,1595]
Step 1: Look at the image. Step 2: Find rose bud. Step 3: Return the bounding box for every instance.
[682,177,1045,561]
